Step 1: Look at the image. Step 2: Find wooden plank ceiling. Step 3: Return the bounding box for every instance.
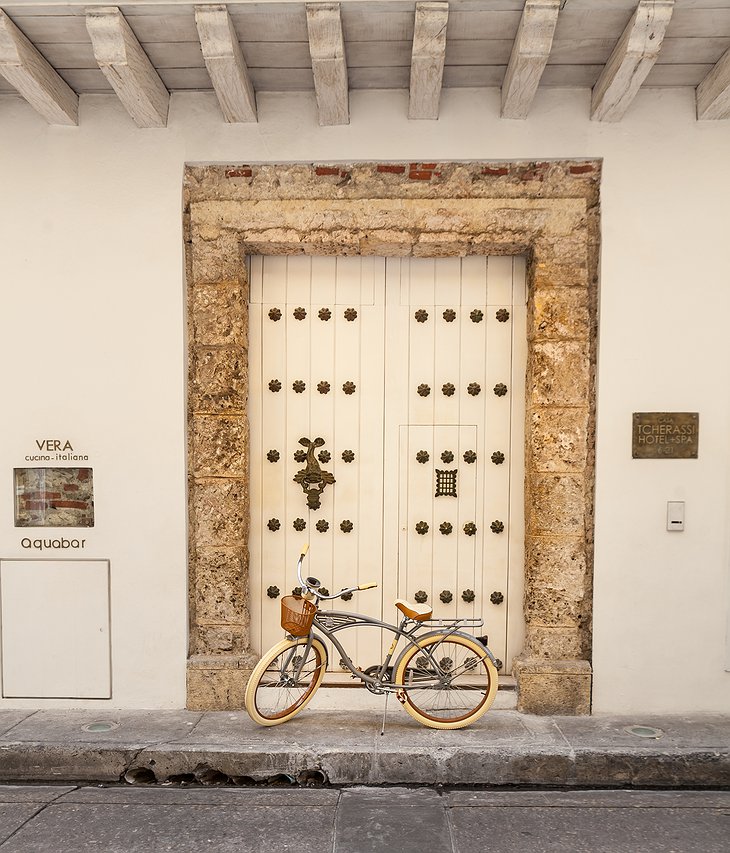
[1,0,730,127]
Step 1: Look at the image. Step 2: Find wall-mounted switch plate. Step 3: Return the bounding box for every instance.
[667,501,685,532]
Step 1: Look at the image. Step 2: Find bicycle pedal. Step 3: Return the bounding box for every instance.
[396,690,406,704]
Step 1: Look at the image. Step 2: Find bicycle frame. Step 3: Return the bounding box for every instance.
[290,609,488,693]
[286,545,495,692]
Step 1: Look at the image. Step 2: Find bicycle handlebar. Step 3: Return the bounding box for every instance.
[296,545,378,599]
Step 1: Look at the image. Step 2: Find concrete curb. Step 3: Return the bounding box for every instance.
[0,709,728,788]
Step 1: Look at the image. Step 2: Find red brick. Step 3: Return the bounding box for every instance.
[569,164,595,175]
[518,162,550,182]
[482,166,509,177]
[50,500,89,510]
[377,164,406,174]
[315,166,340,176]
[22,500,47,510]
[63,484,80,492]
[77,469,91,481]
[225,168,252,178]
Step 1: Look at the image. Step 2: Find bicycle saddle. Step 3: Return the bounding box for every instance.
[394,598,433,621]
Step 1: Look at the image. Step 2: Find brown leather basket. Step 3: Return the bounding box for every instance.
[280,595,317,637]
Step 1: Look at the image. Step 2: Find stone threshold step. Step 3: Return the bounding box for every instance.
[310,679,517,712]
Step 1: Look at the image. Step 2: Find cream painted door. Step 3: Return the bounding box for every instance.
[383,257,526,674]
[249,256,386,675]
[250,255,526,675]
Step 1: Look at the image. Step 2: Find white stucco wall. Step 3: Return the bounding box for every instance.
[0,86,729,713]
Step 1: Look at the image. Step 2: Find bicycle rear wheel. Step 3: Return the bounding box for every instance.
[394,634,498,730]
[245,636,327,726]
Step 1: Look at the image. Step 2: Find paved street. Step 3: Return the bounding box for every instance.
[0,785,727,852]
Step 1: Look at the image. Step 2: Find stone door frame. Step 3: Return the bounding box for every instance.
[185,160,600,715]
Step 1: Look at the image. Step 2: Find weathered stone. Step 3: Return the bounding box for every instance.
[529,340,590,406]
[358,230,415,256]
[528,407,589,473]
[527,473,586,536]
[525,625,585,659]
[195,625,249,655]
[192,414,247,478]
[525,535,587,593]
[186,657,255,711]
[191,231,242,285]
[192,479,248,548]
[531,287,590,341]
[514,657,592,715]
[532,258,589,289]
[191,282,247,348]
[194,547,248,625]
[191,347,247,413]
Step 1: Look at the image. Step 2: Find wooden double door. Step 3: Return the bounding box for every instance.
[249,254,526,676]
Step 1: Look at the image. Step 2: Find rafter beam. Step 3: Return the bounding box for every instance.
[408,2,449,120]
[501,0,559,120]
[306,2,348,126]
[195,4,257,123]
[86,6,169,128]
[697,47,730,120]
[0,9,78,125]
[591,0,674,123]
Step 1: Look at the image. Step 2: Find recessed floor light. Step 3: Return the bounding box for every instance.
[624,725,664,739]
[81,720,120,733]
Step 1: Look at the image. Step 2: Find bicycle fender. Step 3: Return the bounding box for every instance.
[392,629,498,673]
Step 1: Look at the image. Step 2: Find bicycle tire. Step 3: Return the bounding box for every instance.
[393,634,498,730]
[245,636,327,726]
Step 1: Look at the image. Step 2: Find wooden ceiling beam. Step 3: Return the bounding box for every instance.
[409,1,449,120]
[0,9,78,125]
[195,4,257,123]
[591,0,674,122]
[697,47,730,120]
[306,2,348,126]
[501,0,559,120]
[85,6,169,128]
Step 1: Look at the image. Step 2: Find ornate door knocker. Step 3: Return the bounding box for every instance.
[293,437,335,511]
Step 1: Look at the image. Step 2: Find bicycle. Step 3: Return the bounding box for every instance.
[244,545,500,730]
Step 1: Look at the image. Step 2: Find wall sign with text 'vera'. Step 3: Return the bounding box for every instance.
[632,413,699,459]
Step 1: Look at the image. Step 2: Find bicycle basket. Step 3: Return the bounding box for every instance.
[281,595,317,637]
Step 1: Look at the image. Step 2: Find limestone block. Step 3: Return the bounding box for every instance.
[524,625,585,659]
[529,341,590,407]
[192,479,248,548]
[191,231,242,285]
[192,414,247,478]
[524,586,583,629]
[191,282,247,348]
[532,257,589,289]
[193,547,248,625]
[528,407,589,473]
[531,287,590,342]
[358,230,415,256]
[191,347,247,414]
[527,473,586,536]
[195,625,248,655]
[514,657,591,715]
[186,655,255,710]
[525,535,588,594]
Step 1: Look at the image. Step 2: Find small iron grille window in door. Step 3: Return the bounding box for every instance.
[434,469,457,498]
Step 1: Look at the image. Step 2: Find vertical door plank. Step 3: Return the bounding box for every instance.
[309,257,337,616]
[506,256,528,669]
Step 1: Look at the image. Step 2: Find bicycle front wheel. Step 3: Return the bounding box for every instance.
[394,634,498,730]
[245,636,327,726]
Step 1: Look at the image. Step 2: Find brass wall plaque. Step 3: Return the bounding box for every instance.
[632,412,699,459]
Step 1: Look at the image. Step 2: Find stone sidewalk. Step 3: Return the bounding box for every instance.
[0,706,727,788]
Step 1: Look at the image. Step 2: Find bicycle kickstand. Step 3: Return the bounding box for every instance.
[380,692,390,736]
